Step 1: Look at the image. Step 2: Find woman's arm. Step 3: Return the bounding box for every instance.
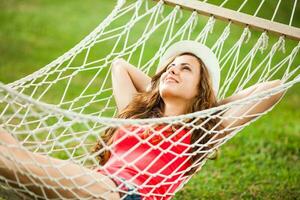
[0,129,120,199]
[111,58,151,112]
[219,80,285,131]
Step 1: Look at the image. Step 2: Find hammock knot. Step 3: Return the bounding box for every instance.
[220,23,231,42]
[207,16,216,34]
[174,5,180,12]
[158,0,165,19]
[176,6,183,23]
[269,36,285,56]
[241,26,251,44]
[258,31,269,53]
[278,35,286,53]
[191,11,198,31]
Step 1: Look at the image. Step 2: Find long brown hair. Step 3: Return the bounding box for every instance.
[92,53,221,176]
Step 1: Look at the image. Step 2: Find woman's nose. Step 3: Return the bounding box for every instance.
[168,65,178,75]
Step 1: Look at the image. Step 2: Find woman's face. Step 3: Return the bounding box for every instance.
[159,54,201,101]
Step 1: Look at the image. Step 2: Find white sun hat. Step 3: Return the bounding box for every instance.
[157,40,220,95]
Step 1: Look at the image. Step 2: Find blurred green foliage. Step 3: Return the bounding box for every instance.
[0,0,299,199]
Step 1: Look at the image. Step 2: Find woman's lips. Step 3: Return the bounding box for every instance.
[165,76,178,83]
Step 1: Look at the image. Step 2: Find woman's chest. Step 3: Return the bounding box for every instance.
[114,124,191,153]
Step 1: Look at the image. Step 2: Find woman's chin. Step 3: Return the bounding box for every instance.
[159,88,180,98]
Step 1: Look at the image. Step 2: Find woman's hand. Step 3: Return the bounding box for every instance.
[111,58,127,67]
[112,58,151,93]
[111,58,151,112]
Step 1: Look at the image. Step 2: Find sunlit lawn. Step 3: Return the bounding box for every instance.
[0,0,299,199]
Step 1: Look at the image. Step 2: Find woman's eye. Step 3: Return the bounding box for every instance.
[183,66,190,70]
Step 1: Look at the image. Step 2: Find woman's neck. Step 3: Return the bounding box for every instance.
[163,100,188,117]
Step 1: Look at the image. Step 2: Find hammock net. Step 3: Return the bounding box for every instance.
[0,0,299,199]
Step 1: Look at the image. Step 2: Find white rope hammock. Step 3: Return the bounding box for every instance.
[0,0,299,199]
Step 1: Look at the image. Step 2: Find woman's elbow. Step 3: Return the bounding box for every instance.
[111,58,126,69]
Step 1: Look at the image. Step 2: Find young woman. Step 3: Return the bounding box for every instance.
[0,40,284,200]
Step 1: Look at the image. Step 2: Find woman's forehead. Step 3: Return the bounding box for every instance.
[172,54,200,68]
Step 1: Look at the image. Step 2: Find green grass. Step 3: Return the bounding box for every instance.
[0,0,299,199]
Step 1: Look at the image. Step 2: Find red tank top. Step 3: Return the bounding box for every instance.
[98,124,192,200]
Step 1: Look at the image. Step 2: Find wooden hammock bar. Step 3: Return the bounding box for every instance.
[154,0,300,40]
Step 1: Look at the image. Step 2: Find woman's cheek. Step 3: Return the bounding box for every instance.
[160,73,166,81]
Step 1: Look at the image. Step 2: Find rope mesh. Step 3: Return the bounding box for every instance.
[0,0,299,199]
